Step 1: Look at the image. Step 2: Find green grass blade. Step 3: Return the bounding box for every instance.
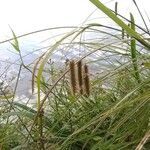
[13,102,52,127]
[89,0,150,49]
[36,30,77,110]
[130,13,141,83]
[10,28,20,52]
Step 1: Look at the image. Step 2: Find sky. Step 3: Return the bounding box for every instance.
[0,0,150,40]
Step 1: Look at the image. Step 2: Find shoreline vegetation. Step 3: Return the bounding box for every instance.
[0,0,150,149]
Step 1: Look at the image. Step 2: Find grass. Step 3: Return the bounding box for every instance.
[0,0,150,149]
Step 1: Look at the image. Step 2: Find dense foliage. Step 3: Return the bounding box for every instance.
[0,0,150,149]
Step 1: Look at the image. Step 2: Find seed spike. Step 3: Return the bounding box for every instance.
[77,60,83,94]
[122,28,125,39]
[69,60,77,95]
[115,2,118,16]
[83,64,90,97]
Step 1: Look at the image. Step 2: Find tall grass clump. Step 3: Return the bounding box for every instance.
[0,0,150,149]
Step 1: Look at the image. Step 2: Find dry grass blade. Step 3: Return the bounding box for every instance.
[132,0,149,33]
[32,53,45,93]
[135,130,150,150]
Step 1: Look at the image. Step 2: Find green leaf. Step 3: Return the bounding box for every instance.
[10,28,20,52]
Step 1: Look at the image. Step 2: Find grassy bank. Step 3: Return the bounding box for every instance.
[0,0,150,149]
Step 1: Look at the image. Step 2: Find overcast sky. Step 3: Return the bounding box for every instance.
[0,0,150,40]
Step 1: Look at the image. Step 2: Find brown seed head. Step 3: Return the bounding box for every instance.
[69,60,77,95]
